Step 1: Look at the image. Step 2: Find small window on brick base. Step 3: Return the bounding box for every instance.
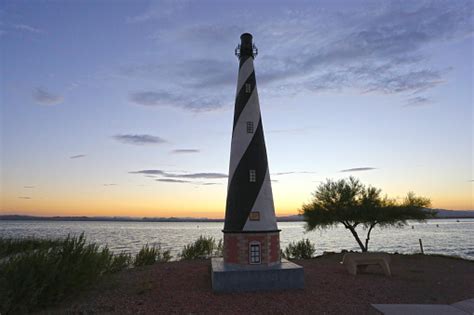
[249,242,261,264]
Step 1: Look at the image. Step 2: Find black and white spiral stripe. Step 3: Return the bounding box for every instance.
[224,52,278,233]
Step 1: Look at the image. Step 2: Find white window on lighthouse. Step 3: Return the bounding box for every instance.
[249,242,261,264]
[245,83,251,93]
[249,169,256,182]
[246,121,254,133]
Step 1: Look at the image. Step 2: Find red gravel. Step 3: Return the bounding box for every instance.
[47,254,474,314]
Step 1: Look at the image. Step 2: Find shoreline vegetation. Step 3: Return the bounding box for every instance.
[1,209,474,223]
[0,234,223,313]
[1,235,472,314]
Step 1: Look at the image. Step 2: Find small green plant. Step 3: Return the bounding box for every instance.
[179,235,216,260]
[215,238,223,257]
[133,244,171,267]
[108,252,132,273]
[283,238,316,259]
[0,237,63,258]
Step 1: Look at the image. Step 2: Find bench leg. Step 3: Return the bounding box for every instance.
[346,262,357,275]
[380,261,391,276]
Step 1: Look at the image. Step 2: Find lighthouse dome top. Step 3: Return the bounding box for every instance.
[235,33,258,59]
[240,33,253,43]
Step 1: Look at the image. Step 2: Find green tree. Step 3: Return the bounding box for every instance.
[301,177,434,252]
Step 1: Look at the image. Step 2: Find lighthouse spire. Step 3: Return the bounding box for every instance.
[224,33,278,233]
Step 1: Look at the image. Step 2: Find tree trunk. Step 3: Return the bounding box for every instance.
[346,225,367,252]
[364,223,377,252]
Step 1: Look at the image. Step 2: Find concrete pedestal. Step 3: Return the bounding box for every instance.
[211,257,304,292]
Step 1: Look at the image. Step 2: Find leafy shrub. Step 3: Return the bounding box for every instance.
[179,235,217,260]
[215,238,223,257]
[283,238,316,259]
[108,252,132,273]
[0,233,115,314]
[133,244,171,267]
[0,237,63,258]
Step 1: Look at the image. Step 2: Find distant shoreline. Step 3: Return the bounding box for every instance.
[0,214,300,222]
[1,209,474,222]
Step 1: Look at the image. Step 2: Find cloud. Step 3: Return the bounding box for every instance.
[123,1,472,110]
[157,178,191,183]
[129,170,166,175]
[129,91,225,112]
[340,167,377,173]
[200,182,221,185]
[23,186,35,189]
[404,96,432,107]
[113,134,167,145]
[18,196,31,199]
[273,171,316,176]
[267,128,312,134]
[103,184,117,186]
[126,0,191,23]
[14,24,45,34]
[170,149,200,154]
[167,172,227,179]
[70,154,86,159]
[33,88,64,105]
[130,169,228,179]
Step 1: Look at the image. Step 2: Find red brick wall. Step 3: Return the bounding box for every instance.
[223,232,280,266]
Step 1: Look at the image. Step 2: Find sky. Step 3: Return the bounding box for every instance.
[1,0,473,218]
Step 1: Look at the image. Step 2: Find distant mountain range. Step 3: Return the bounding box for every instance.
[1,209,473,222]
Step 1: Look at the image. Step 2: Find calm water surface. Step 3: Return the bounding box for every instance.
[1,219,473,260]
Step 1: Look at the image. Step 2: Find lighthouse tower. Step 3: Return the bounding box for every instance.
[211,33,303,292]
[223,33,280,266]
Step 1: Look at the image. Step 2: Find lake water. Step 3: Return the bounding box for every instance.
[1,219,473,260]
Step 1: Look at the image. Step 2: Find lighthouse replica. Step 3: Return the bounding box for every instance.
[211,33,304,292]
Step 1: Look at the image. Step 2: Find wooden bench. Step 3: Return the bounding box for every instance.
[341,252,391,276]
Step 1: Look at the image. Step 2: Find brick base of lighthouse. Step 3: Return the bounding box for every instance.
[211,231,304,292]
[223,231,280,266]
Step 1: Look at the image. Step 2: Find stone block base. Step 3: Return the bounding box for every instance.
[211,257,304,292]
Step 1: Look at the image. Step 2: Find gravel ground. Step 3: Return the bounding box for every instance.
[46,253,474,314]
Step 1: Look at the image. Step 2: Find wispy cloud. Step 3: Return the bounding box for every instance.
[340,167,377,173]
[170,149,200,154]
[23,186,35,189]
[126,0,191,23]
[33,88,64,105]
[130,169,228,180]
[70,154,86,159]
[273,171,316,176]
[157,178,191,183]
[129,91,225,112]
[169,172,227,179]
[18,196,31,199]
[113,134,167,145]
[14,24,45,34]
[404,96,432,107]
[157,179,222,185]
[267,128,313,134]
[129,170,166,175]
[124,1,473,111]
[103,184,117,186]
